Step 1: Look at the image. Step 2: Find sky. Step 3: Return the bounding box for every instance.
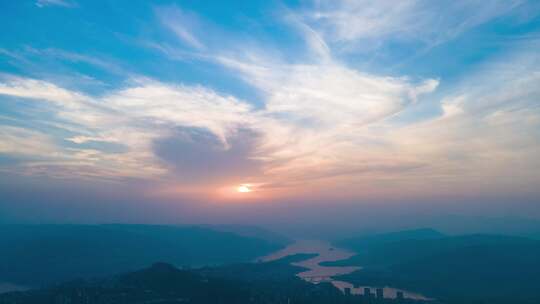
[1,0,540,234]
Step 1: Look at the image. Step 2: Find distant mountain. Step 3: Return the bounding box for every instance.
[0,224,285,286]
[418,215,540,240]
[334,233,540,304]
[323,228,445,267]
[337,228,445,250]
[203,224,292,246]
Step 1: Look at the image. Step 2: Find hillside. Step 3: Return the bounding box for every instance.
[197,253,317,282]
[0,259,432,304]
[333,233,540,303]
[204,224,292,246]
[338,228,445,250]
[323,228,446,267]
[0,224,284,286]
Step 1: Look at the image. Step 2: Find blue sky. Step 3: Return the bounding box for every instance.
[1,0,540,226]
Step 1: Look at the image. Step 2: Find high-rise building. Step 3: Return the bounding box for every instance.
[376,288,384,299]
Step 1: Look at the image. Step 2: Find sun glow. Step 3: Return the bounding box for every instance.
[237,185,251,193]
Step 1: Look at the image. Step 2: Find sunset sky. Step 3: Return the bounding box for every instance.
[1,0,540,230]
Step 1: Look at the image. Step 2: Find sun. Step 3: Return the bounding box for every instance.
[237,185,251,193]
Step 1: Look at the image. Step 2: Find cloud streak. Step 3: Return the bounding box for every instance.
[36,0,76,8]
[0,1,539,203]
[302,0,530,53]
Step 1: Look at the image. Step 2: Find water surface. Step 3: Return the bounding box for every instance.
[261,240,431,300]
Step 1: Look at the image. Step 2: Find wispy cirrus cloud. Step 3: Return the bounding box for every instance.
[147,3,540,199]
[155,5,207,50]
[215,54,438,189]
[1,1,539,203]
[36,0,76,8]
[0,61,438,194]
[1,47,127,75]
[301,0,530,52]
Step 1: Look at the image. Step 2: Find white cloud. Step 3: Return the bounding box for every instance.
[1,2,539,201]
[1,45,539,198]
[0,126,58,156]
[156,6,206,50]
[387,50,540,195]
[0,76,253,181]
[103,79,252,145]
[283,13,331,61]
[302,0,528,52]
[0,76,88,106]
[217,53,438,187]
[36,0,75,8]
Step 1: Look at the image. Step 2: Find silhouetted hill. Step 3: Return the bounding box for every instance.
[197,253,317,282]
[204,224,292,246]
[339,228,445,250]
[115,262,211,294]
[0,224,284,286]
[333,233,540,303]
[0,260,431,304]
[420,215,540,240]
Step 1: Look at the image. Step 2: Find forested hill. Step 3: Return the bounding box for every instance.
[330,231,540,304]
[0,259,433,304]
[0,224,285,286]
[335,228,446,251]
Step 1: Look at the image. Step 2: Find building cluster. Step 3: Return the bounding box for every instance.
[343,287,410,303]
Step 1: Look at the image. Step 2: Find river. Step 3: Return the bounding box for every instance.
[260,240,431,300]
